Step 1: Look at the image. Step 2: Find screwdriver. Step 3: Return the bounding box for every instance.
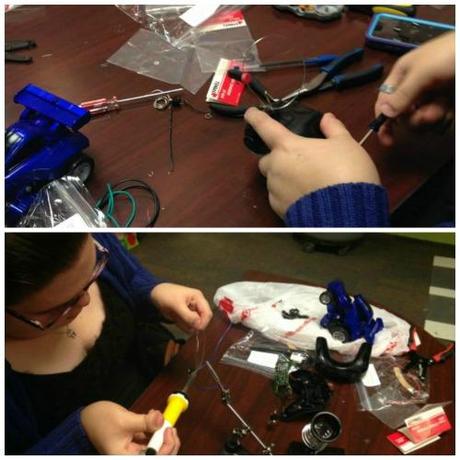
[80,88,183,116]
[359,113,388,146]
[145,370,197,455]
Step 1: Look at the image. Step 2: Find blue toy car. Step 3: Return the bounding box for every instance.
[6,84,93,226]
[319,280,384,344]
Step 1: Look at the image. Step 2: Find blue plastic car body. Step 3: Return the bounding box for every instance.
[5,84,91,226]
[319,280,384,344]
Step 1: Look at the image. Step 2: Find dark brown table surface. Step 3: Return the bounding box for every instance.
[131,270,455,454]
[6,6,455,227]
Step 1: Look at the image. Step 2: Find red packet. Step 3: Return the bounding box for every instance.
[206,58,245,107]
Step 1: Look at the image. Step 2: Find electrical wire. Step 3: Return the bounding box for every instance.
[96,179,160,227]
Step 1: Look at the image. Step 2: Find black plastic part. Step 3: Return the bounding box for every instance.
[145,447,157,455]
[244,105,324,154]
[278,369,331,421]
[315,337,372,382]
[369,113,388,132]
[209,102,247,118]
[328,322,351,343]
[222,435,251,455]
[69,153,94,183]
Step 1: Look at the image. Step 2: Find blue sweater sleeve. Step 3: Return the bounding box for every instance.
[285,183,390,227]
[26,409,95,454]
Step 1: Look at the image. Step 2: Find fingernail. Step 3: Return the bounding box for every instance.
[380,103,397,118]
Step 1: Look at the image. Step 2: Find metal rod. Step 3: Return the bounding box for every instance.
[205,361,273,454]
[359,129,373,146]
[117,88,183,106]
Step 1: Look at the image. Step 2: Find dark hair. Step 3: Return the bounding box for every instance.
[5,233,88,306]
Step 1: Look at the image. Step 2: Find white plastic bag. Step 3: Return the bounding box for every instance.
[214,282,411,357]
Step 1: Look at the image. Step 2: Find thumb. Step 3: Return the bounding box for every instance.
[122,410,163,434]
[320,113,351,139]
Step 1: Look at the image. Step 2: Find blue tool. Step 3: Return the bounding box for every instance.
[6,84,93,226]
[319,280,384,344]
[281,48,384,101]
[241,54,338,72]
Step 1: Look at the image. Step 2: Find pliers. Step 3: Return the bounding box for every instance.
[209,48,383,118]
[209,67,282,118]
[6,40,36,63]
[281,47,383,101]
[209,55,338,118]
[404,327,454,381]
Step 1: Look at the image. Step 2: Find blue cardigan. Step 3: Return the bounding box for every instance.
[6,234,163,454]
[285,183,390,227]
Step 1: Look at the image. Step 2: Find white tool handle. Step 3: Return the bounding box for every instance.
[147,420,171,453]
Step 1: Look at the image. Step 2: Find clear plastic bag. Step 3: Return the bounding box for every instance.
[117,5,246,49]
[111,6,257,92]
[19,176,108,228]
[220,329,313,379]
[192,9,259,73]
[354,355,430,429]
[107,28,210,94]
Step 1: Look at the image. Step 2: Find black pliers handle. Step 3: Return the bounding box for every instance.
[6,39,36,63]
[404,327,454,381]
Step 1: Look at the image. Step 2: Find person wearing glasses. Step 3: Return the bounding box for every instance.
[6,233,213,454]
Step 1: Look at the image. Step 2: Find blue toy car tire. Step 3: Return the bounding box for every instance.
[319,290,332,305]
[69,154,94,183]
[328,321,350,343]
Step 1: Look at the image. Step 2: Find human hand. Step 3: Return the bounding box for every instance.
[80,401,180,455]
[375,32,454,146]
[244,108,380,218]
[151,283,213,333]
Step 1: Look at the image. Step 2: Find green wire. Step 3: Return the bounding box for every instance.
[96,183,137,227]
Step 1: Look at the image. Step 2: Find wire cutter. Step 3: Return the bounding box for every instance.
[208,68,283,118]
[6,40,36,63]
[404,327,454,381]
[281,47,383,101]
[209,57,339,118]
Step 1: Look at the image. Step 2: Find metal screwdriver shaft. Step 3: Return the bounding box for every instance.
[359,113,388,146]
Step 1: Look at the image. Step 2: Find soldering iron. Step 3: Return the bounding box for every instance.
[145,370,197,455]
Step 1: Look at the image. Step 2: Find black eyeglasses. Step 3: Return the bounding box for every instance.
[6,240,109,331]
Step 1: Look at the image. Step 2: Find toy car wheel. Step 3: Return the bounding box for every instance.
[328,323,350,343]
[319,291,332,305]
[70,154,94,183]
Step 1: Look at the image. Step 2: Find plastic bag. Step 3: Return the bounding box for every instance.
[220,329,313,379]
[111,6,257,92]
[214,282,411,357]
[355,355,430,429]
[117,5,247,49]
[19,176,108,228]
[192,9,259,73]
[107,28,210,94]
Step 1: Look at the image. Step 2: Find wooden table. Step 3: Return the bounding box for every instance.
[6,6,455,226]
[131,271,455,454]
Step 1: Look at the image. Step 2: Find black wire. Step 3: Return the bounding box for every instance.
[97,179,161,227]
